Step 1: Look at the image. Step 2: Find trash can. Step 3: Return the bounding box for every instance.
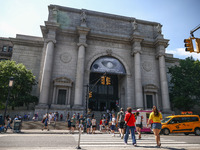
[13,120,22,133]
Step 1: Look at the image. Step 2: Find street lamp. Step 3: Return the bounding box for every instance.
[4,77,14,120]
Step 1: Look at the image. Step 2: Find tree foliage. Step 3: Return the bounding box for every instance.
[168,57,200,111]
[0,60,38,109]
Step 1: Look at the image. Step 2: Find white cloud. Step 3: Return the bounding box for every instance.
[166,48,200,60]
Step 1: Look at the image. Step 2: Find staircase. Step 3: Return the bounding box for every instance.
[20,121,67,130]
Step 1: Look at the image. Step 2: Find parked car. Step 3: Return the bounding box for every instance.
[161,115,200,136]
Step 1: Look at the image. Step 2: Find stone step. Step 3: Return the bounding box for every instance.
[15,121,67,130]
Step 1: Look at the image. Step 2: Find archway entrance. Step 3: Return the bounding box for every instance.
[89,56,126,111]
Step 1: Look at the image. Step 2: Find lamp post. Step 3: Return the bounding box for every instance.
[4,77,14,120]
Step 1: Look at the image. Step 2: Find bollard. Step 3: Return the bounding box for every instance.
[76,127,81,149]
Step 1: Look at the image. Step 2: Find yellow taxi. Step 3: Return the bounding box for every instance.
[161,115,200,135]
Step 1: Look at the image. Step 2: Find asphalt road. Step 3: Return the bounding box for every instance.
[0,131,200,150]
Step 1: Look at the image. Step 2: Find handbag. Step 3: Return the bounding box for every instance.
[124,113,132,130]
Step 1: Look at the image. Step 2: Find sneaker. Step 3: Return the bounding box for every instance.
[133,143,137,147]
[124,142,127,145]
[121,135,124,139]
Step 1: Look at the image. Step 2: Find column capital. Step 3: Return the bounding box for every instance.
[77,43,88,48]
[131,38,143,56]
[156,52,166,59]
[45,38,56,44]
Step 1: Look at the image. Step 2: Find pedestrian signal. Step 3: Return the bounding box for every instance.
[106,77,111,85]
[195,38,200,53]
[89,91,92,98]
[101,76,105,85]
[184,38,194,53]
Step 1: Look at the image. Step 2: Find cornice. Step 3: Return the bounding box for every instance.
[49,5,160,26]
[9,38,44,47]
[154,38,169,48]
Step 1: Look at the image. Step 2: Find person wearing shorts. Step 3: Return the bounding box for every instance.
[147,106,163,148]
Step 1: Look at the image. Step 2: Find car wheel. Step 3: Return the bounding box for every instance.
[163,128,170,135]
[195,128,200,136]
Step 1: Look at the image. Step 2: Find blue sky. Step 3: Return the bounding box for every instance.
[1,0,199,59]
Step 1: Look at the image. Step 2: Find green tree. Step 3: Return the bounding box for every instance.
[168,57,200,111]
[0,60,38,109]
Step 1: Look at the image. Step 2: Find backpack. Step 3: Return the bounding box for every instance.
[119,111,125,122]
[41,118,45,123]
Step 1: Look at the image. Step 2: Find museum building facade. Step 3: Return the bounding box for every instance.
[9,5,178,117]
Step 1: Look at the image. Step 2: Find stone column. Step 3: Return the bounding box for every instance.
[73,27,90,108]
[39,39,56,106]
[156,44,171,112]
[131,39,143,109]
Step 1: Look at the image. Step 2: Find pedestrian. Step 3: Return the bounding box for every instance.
[91,116,96,134]
[66,116,71,134]
[117,108,125,139]
[71,114,77,134]
[79,114,84,131]
[77,113,80,120]
[60,114,63,121]
[6,115,12,130]
[147,106,162,148]
[28,114,30,120]
[135,111,143,139]
[42,115,49,131]
[124,107,137,146]
[86,116,91,134]
[67,116,71,133]
[111,114,116,137]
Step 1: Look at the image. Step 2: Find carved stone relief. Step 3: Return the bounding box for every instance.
[60,52,72,63]
[142,61,152,72]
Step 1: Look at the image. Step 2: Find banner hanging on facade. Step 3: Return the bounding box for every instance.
[90,57,126,74]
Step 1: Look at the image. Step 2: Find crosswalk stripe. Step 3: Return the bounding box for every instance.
[79,144,200,147]
[80,141,186,144]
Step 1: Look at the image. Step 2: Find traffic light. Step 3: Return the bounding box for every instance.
[106,77,111,85]
[195,38,200,53]
[101,76,105,85]
[184,38,194,53]
[89,91,92,98]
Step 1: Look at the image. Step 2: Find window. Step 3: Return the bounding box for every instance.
[8,46,13,52]
[181,117,190,122]
[2,46,7,52]
[169,117,181,124]
[146,95,153,109]
[190,117,198,122]
[57,89,66,105]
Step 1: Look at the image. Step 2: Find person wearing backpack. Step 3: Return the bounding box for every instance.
[117,108,125,139]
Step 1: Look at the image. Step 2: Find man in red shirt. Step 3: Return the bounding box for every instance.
[124,107,137,146]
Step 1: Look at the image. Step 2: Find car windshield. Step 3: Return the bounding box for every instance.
[161,117,172,123]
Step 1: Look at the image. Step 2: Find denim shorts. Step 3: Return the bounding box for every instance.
[152,123,162,129]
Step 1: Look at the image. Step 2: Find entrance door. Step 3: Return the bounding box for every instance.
[89,73,119,111]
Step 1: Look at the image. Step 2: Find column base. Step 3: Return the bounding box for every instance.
[35,103,49,120]
[72,105,84,110]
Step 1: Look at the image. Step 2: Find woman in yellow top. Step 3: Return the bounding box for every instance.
[147,106,162,148]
